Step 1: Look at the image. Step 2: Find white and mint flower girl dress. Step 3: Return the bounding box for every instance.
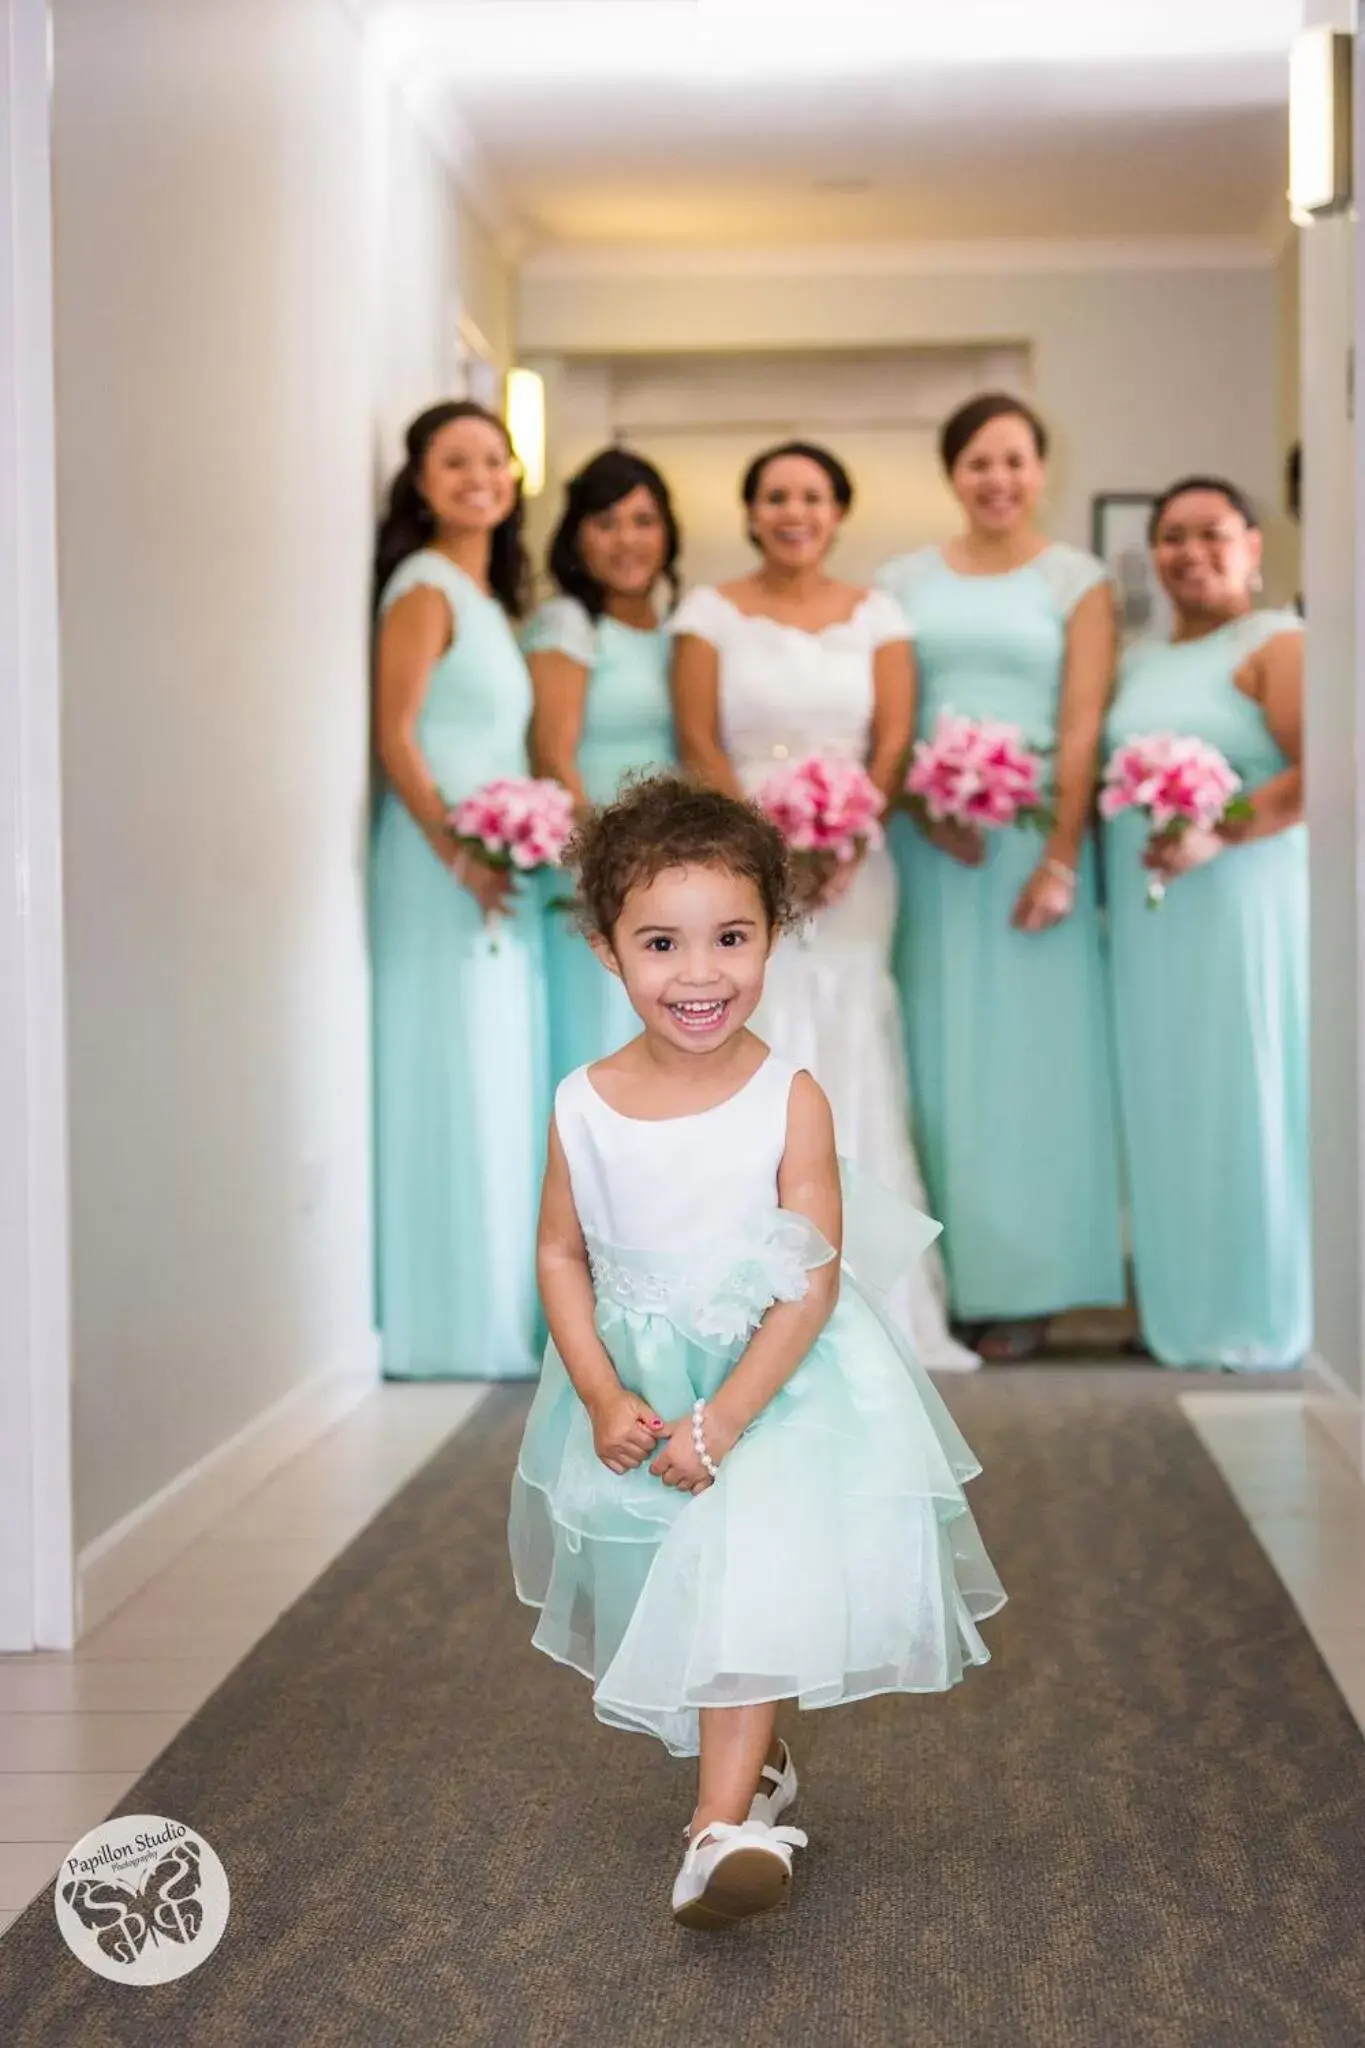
[510,1053,1005,1757]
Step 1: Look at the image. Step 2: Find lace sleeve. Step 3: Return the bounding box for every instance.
[1037,544,1111,618]
[522,596,597,667]
[861,587,913,649]
[1233,609,1305,659]
[667,586,728,647]
[376,550,464,625]
[873,549,940,632]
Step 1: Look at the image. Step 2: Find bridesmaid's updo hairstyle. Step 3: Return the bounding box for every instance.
[741,441,853,545]
[548,448,682,620]
[571,774,799,940]
[1147,476,1260,543]
[939,394,1049,473]
[372,400,530,620]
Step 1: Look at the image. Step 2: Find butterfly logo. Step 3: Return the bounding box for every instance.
[61,1841,204,1966]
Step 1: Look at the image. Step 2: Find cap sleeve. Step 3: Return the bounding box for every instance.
[377,549,466,624]
[861,587,912,648]
[522,595,597,667]
[667,586,728,647]
[1233,609,1305,660]
[1037,544,1111,618]
[874,548,940,632]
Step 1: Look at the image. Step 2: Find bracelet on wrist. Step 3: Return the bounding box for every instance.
[1042,856,1076,886]
[691,1398,720,1481]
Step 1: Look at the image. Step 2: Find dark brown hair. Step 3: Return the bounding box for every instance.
[741,440,854,515]
[939,393,1049,474]
[571,774,798,940]
[548,447,682,621]
[1147,475,1260,544]
[372,401,530,620]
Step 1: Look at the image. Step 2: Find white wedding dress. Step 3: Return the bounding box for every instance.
[670,585,979,1373]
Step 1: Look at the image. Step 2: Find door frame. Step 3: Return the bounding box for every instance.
[0,0,74,1649]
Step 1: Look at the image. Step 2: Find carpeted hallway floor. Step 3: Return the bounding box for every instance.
[3,1369,1365,2047]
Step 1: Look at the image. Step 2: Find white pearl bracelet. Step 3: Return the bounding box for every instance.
[691,1398,720,1480]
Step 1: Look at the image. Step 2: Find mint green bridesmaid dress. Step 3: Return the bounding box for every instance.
[876,545,1125,1322]
[522,595,674,1085]
[370,551,547,1380]
[1104,611,1309,1368]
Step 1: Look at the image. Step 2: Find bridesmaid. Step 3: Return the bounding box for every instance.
[1104,477,1308,1368]
[370,400,546,1380]
[526,448,680,1082]
[877,393,1125,1359]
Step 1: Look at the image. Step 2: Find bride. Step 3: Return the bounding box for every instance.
[670,440,979,1372]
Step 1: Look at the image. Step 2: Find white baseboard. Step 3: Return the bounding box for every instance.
[1303,1350,1363,1474]
[75,1336,382,1638]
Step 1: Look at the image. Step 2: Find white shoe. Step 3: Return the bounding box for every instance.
[671,1818,807,1931]
[928,1352,982,1375]
[747,1738,798,1826]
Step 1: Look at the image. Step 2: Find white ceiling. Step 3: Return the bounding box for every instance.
[365,1,1306,250]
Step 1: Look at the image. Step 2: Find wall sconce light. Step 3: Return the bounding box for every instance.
[504,368,546,498]
[1289,26,1353,224]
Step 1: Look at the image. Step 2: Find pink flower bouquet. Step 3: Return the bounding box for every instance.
[448,776,576,943]
[904,712,1051,834]
[754,756,886,914]
[1099,734,1251,906]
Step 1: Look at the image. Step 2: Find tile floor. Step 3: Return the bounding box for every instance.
[0,1381,487,1937]
[1180,1387,1365,1728]
[0,1380,1361,1940]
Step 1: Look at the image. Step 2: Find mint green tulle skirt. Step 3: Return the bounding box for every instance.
[509,1178,1005,1756]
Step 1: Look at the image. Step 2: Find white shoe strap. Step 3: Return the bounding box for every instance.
[687,1818,807,1867]
[759,1740,791,1790]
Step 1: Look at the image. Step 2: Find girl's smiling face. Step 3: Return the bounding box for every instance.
[594,862,773,1053]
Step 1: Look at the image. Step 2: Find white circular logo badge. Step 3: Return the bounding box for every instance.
[53,1814,230,1986]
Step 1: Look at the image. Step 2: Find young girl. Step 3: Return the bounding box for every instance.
[509,777,1005,1930]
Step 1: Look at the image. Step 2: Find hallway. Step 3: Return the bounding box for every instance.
[3,1370,1365,2041]
[3,0,1365,2037]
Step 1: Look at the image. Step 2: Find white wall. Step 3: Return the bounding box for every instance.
[49,0,465,1575]
[527,344,1031,590]
[1271,229,1302,602]
[369,67,464,478]
[0,0,74,1650]
[460,202,516,376]
[519,246,1292,601]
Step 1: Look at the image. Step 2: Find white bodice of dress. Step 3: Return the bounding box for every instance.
[669,585,910,792]
[556,1056,825,1347]
[556,1055,796,1251]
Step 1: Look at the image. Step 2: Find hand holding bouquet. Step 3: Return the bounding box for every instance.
[447,776,576,942]
[754,756,886,915]
[904,712,1052,849]
[1099,735,1251,906]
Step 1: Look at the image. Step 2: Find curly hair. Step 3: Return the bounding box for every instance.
[570,774,799,940]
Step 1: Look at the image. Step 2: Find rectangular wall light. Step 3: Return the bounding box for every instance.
[1289,26,1353,222]
[505,368,546,498]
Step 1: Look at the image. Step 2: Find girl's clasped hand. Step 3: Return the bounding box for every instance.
[586,1389,720,1493]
